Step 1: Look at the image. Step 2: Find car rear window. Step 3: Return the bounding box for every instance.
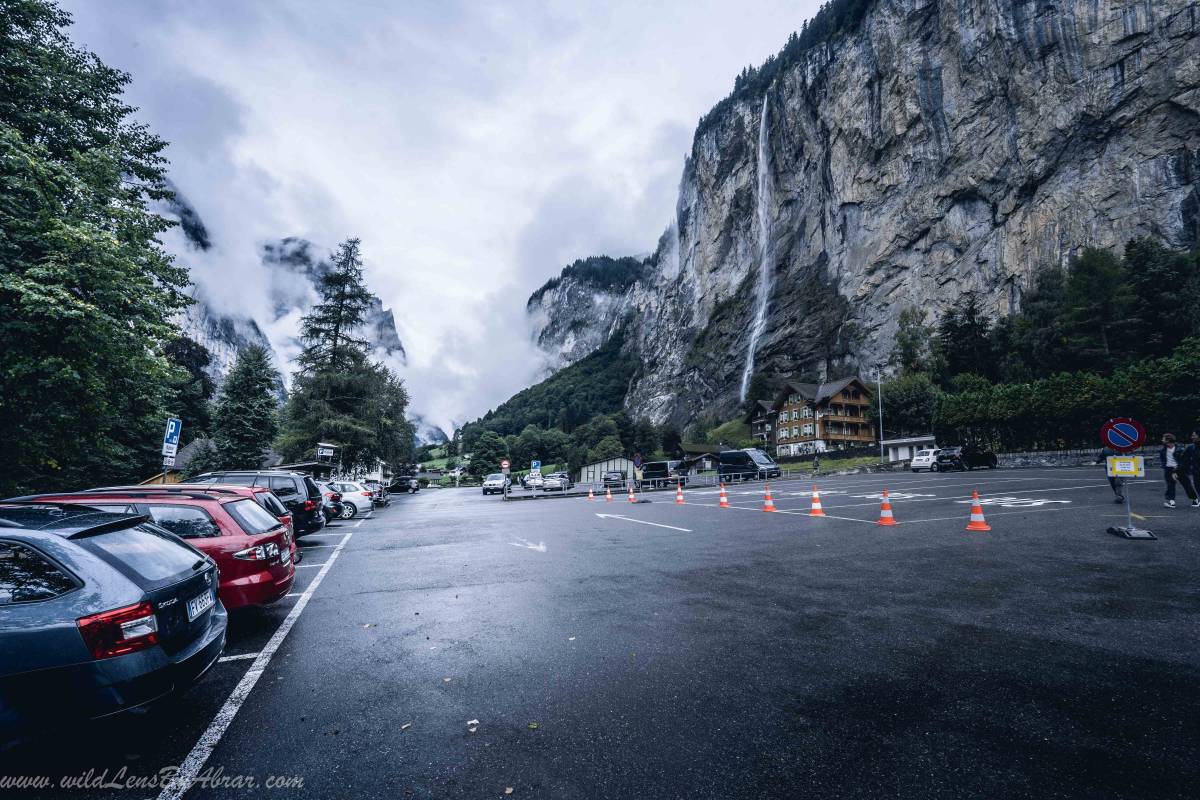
[225,499,282,535]
[146,505,221,539]
[268,476,299,499]
[0,540,79,605]
[81,526,202,582]
[303,477,321,498]
[258,492,288,517]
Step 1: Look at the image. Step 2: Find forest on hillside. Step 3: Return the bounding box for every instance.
[876,238,1200,450]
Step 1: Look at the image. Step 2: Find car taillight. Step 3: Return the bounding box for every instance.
[77,602,159,660]
[303,499,316,511]
[361,491,372,497]
[234,542,281,561]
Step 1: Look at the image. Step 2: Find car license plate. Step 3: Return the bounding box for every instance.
[280,547,292,565]
[186,589,216,621]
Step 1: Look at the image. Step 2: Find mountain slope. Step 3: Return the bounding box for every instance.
[526,0,1200,426]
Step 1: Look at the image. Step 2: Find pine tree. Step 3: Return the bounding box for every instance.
[297,238,373,375]
[0,0,189,494]
[212,346,280,469]
[279,237,410,471]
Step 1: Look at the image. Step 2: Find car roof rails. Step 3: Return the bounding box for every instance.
[41,489,227,502]
[81,485,245,496]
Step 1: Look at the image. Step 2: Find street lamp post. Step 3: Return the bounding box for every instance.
[876,372,885,464]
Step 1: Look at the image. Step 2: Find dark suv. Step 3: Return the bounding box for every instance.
[935,445,998,471]
[641,460,689,489]
[191,471,326,536]
[718,449,781,481]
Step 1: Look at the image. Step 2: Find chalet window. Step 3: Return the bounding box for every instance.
[801,407,813,418]
[791,426,798,437]
[802,424,814,436]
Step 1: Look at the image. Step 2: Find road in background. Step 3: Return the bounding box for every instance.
[3,469,1198,799]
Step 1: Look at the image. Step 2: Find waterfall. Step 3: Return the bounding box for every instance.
[739,94,775,402]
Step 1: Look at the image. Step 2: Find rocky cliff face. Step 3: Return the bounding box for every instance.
[527,0,1200,426]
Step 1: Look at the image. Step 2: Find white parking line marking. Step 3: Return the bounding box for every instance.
[217,652,259,662]
[285,592,302,597]
[297,563,325,568]
[299,544,337,548]
[157,529,354,800]
[595,513,692,532]
[683,502,875,525]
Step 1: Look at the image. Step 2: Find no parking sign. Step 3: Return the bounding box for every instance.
[1100,417,1146,453]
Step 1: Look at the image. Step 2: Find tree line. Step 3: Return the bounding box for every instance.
[0,2,410,495]
[878,240,1200,451]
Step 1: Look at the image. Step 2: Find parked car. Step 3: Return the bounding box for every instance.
[481,474,510,495]
[18,487,296,611]
[316,482,346,523]
[641,460,689,488]
[909,448,942,472]
[542,472,573,491]
[77,484,300,565]
[191,471,326,537]
[936,445,998,471]
[718,448,781,481]
[392,475,420,494]
[601,471,627,489]
[363,480,390,506]
[328,481,375,519]
[0,503,227,745]
[522,473,544,490]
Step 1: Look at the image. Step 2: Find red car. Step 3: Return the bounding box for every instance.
[25,486,296,611]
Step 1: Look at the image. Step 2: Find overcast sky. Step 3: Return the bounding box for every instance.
[63,0,821,435]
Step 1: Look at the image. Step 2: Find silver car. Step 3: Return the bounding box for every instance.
[542,472,573,492]
[329,481,375,519]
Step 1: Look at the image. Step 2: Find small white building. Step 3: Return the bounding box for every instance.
[881,435,938,463]
[577,457,634,485]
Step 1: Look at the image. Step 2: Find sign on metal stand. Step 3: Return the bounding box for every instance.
[501,459,511,500]
[161,417,182,483]
[1100,418,1154,539]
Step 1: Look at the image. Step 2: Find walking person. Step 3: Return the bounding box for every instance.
[1183,430,1200,508]
[1159,433,1197,508]
[1099,446,1125,504]
[811,453,821,476]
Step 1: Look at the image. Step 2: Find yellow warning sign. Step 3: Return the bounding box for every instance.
[1107,456,1144,478]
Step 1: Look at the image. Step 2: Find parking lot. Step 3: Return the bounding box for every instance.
[3,467,1198,799]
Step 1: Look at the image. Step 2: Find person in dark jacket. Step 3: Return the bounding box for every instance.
[1158,433,1197,508]
[1099,446,1125,503]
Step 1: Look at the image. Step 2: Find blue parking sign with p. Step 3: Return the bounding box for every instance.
[162,417,182,457]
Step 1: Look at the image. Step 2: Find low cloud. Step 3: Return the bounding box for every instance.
[64,0,819,435]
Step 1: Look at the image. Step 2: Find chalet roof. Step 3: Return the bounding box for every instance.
[741,399,775,423]
[770,376,868,411]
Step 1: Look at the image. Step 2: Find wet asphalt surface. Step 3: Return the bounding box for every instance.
[3,468,1199,799]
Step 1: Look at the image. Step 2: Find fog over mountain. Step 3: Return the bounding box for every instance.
[61,0,818,436]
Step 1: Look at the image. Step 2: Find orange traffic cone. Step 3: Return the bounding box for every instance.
[876,488,897,526]
[809,485,826,517]
[605,487,613,503]
[628,484,636,503]
[718,483,730,508]
[762,483,777,512]
[675,482,685,505]
[966,490,991,531]
[587,487,595,501]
